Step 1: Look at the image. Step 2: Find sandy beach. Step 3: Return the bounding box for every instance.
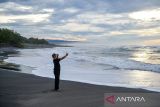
[1,0,160,106]
[1,69,159,107]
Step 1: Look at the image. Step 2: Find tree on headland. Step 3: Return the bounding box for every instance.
[0,28,49,48]
[0,28,26,47]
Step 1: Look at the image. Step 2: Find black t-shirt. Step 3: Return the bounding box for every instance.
[53,59,60,71]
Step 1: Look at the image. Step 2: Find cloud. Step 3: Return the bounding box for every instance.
[0,0,160,45]
[0,8,5,12]
[63,7,79,13]
[108,27,160,36]
[66,12,131,25]
[129,8,160,21]
[53,22,105,32]
[0,2,33,12]
[0,2,54,24]
[143,39,160,46]
[0,13,52,23]
[39,33,87,41]
[41,8,55,13]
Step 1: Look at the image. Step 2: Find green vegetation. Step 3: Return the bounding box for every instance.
[0,28,26,47]
[27,37,48,44]
[0,28,49,48]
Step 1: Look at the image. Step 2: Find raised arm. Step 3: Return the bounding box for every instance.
[59,53,68,60]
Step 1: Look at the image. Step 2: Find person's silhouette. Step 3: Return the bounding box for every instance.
[52,53,68,91]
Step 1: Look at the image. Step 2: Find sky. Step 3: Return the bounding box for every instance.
[0,0,160,46]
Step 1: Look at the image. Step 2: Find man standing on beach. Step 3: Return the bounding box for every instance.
[52,53,68,91]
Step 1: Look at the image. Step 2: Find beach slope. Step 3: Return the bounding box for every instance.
[0,69,157,107]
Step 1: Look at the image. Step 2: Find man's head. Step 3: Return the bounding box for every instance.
[52,53,56,58]
[52,53,59,59]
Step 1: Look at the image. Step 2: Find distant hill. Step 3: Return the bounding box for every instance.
[47,39,77,44]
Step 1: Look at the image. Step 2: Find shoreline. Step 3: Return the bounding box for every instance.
[1,47,160,93]
[0,44,72,71]
[0,68,158,107]
[1,65,160,93]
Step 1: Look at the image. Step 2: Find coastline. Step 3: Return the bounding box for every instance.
[1,47,159,106]
[1,46,160,93]
[0,43,71,71]
[0,47,20,71]
[0,68,158,107]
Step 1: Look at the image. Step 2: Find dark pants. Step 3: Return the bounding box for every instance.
[54,69,60,90]
[54,74,60,90]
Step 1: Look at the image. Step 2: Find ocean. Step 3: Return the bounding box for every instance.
[5,42,160,92]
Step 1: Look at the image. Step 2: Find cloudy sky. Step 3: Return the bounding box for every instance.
[0,0,160,46]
